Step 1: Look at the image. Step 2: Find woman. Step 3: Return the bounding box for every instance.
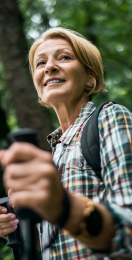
[0,27,132,260]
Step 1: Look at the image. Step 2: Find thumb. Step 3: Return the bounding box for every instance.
[8,189,12,199]
[8,189,15,208]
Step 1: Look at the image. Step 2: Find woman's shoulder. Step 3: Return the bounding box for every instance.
[98,101,132,121]
[97,102,132,134]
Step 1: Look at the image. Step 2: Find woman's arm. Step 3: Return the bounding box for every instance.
[63,191,115,250]
[97,103,132,256]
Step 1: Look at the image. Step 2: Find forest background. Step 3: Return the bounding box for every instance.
[0,0,132,259]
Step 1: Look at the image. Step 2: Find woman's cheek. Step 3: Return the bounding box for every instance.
[34,68,42,83]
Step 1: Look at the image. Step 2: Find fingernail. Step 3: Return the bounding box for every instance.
[1,208,7,213]
[11,215,16,220]
[14,219,19,224]
[12,225,17,230]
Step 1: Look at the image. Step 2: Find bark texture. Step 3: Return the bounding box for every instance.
[0,0,52,149]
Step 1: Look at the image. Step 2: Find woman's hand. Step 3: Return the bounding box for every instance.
[0,208,19,240]
[1,143,65,224]
[0,190,19,240]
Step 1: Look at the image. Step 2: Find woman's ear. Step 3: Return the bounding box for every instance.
[85,73,97,91]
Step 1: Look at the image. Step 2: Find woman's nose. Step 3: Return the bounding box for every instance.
[44,59,59,74]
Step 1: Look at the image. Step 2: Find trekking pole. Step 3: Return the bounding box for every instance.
[7,128,42,260]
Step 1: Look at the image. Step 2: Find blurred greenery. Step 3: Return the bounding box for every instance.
[0,237,42,260]
[0,0,131,258]
[0,238,14,260]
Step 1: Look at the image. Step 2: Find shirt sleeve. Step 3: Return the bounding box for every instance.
[97,102,132,258]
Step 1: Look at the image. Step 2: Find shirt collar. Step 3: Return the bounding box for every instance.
[47,101,96,147]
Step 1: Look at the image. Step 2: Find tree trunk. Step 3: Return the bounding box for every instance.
[0,0,52,150]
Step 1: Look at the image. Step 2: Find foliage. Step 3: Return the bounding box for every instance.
[0,238,14,260]
[19,0,50,46]
[48,0,132,108]
[0,237,42,260]
[17,0,132,109]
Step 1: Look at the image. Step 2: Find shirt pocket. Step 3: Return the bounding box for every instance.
[63,158,100,199]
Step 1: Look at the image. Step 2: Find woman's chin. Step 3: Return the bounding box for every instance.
[42,92,69,107]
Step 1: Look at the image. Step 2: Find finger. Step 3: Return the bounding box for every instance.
[4,161,56,191]
[1,143,52,166]
[0,207,7,214]
[7,190,47,218]
[1,143,37,166]
[0,225,18,239]
[5,176,50,195]
[7,190,15,210]
[0,213,16,223]
[4,163,31,181]
[0,218,19,229]
[8,189,12,199]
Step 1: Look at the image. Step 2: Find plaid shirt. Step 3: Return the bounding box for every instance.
[47,101,132,260]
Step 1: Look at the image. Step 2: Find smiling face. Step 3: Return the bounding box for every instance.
[33,38,90,109]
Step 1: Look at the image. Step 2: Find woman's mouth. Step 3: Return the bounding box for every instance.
[44,79,65,86]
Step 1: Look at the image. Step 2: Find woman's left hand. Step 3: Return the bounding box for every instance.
[1,143,65,224]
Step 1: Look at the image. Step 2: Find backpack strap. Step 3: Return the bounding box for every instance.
[81,101,114,180]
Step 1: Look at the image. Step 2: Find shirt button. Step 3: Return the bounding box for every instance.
[79,162,82,168]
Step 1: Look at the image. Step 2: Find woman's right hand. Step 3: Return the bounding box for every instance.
[0,205,19,240]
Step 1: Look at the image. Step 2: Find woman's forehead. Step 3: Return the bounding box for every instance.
[34,38,73,58]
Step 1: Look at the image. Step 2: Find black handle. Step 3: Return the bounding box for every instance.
[7,128,39,147]
[7,128,41,223]
[7,128,42,260]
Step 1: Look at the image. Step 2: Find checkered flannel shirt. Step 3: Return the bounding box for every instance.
[47,101,132,260]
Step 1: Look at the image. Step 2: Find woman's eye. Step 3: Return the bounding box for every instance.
[61,55,71,60]
[37,61,45,67]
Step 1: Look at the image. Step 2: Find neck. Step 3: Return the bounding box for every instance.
[52,98,89,133]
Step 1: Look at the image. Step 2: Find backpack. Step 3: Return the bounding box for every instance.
[81,101,116,180]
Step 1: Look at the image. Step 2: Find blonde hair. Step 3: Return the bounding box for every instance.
[29,27,106,106]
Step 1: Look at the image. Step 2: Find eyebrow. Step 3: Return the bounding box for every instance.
[37,48,73,57]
